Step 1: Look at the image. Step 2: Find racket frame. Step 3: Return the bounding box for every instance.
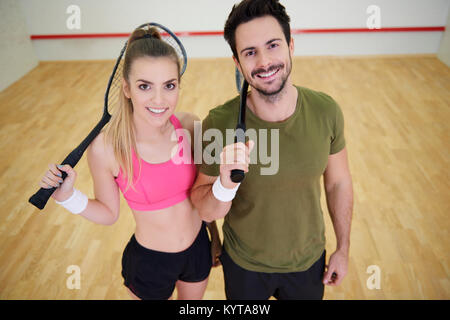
[230,68,248,183]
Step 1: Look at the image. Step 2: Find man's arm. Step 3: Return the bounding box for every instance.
[190,172,233,222]
[191,139,255,222]
[205,220,222,266]
[322,147,353,286]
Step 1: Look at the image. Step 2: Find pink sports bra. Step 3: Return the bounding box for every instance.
[114,114,197,211]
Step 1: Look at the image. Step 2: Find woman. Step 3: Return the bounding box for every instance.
[40,26,221,300]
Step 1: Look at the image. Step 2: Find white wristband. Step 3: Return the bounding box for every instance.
[54,188,88,214]
[212,177,240,202]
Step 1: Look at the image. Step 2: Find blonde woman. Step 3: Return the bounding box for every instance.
[40,26,220,300]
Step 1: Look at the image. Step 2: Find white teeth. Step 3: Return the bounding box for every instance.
[147,107,166,114]
[258,69,278,78]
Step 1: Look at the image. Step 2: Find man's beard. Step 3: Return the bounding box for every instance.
[248,56,292,100]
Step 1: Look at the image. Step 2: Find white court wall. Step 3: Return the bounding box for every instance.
[438,9,450,66]
[16,0,450,60]
[0,0,38,91]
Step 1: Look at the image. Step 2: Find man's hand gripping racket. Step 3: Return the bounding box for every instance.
[229,68,251,184]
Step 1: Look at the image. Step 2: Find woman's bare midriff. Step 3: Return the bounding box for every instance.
[131,197,203,253]
[105,121,202,254]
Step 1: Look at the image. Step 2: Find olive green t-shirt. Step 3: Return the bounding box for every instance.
[199,85,346,273]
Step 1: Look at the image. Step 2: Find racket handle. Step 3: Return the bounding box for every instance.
[230,169,245,183]
[28,114,110,211]
[29,187,59,210]
[229,124,247,183]
[29,171,68,210]
[29,143,86,211]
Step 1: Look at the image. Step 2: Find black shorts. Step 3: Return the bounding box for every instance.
[220,248,326,300]
[121,223,212,300]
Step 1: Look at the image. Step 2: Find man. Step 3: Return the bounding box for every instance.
[191,0,353,300]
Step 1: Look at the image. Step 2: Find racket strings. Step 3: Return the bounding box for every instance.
[106,59,124,115]
[161,34,186,75]
[141,25,187,76]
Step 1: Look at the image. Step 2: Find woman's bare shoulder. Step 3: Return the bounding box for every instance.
[87,131,119,176]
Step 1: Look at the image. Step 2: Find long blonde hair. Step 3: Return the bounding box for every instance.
[104,26,181,191]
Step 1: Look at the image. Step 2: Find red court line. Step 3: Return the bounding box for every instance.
[292,26,445,33]
[30,26,445,40]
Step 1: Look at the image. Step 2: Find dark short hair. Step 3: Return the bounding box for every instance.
[224,0,291,60]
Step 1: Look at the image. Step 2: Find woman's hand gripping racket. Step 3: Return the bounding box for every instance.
[230,68,249,183]
[29,22,187,210]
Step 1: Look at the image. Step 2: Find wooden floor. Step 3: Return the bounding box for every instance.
[0,55,448,300]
